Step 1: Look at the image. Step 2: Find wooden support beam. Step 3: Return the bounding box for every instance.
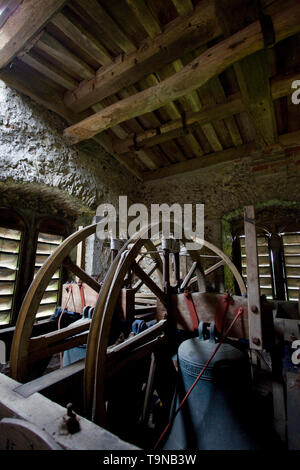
[217,0,277,147]
[125,0,162,38]
[36,32,95,81]
[0,0,23,29]
[0,0,66,69]
[64,0,222,113]
[113,95,244,154]
[63,1,300,143]
[142,142,257,180]
[62,257,101,293]
[131,262,167,305]
[20,52,78,91]
[142,128,300,180]
[172,0,194,16]
[244,205,263,350]
[50,12,112,66]
[74,0,136,55]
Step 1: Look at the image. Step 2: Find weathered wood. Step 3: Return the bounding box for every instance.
[0,0,66,68]
[0,0,23,29]
[63,257,101,293]
[20,52,78,91]
[125,0,162,38]
[172,0,194,16]
[217,0,277,147]
[0,374,138,450]
[142,142,257,180]
[63,0,221,112]
[113,95,244,154]
[64,1,300,142]
[244,205,263,350]
[131,262,167,305]
[36,32,95,81]
[50,12,112,66]
[10,224,97,382]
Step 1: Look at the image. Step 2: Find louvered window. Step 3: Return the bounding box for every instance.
[281,232,300,301]
[0,227,22,325]
[240,235,273,300]
[35,232,63,319]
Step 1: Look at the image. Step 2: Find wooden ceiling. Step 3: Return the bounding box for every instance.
[0,0,299,181]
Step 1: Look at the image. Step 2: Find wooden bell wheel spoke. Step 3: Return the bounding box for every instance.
[10,224,101,382]
[84,223,246,427]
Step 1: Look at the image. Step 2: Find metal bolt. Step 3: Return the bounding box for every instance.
[251,305,258,313]
[252,337,261,346]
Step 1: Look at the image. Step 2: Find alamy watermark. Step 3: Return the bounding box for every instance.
[96,196,204,251]
[0,340,6,364]
[291,80,300,105]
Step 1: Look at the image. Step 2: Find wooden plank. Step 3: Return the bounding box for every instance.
[171,0,194,16]
[162,59,223,152]
[0,374,138,450]
[244,205,263,350]
[142,142,257,180]
[0,0,23,29]
[14,359,85,398]
[217,0,277,147]
[63,1,300,142]
[75,0,136,55]
[62,257,101,293]
[64,0,222,112]
[36,31,95,81]
[50,12,112,66]
[0,0,66,68]
[113,95,244,153]
[125,0,162,38]
[20,52,78,91]
[131,262,167,305]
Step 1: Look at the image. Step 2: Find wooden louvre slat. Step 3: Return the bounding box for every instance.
[0,227,21,240]
[0,282,15,295]
[0,238,20,253]
[0,295,12,311]
[0,252,19,270]
[37,232,63,244]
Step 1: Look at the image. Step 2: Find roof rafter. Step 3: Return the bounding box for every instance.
[63,1,300,144]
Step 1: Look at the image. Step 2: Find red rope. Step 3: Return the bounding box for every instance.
[153,307,244,450]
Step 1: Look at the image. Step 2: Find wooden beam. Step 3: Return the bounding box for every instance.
[142,142,257,180]
[50,12,112,66]
[64,0,222,113]
[62,257,101,293]
[36,32,95,81]
[74,0,136,55]
[244,205,263,350]
[63,1,300,143]
[217,0,277,147]
[125,0,162,38]
[142,129,300,180]
[0,0,66,69]
[112,70,296,154]
[0,0,23,29]
[131,262,167,305]
[20,51,78,91]
[172,0,194,16]
[113,95,245,153]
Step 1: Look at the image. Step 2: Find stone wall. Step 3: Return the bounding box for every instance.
[0,80,138,222]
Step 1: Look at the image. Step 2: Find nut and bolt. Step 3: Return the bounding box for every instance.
[251,305,259,313]
[252,337,261,346]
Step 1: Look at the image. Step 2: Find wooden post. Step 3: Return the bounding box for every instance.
[244,205,263,350]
